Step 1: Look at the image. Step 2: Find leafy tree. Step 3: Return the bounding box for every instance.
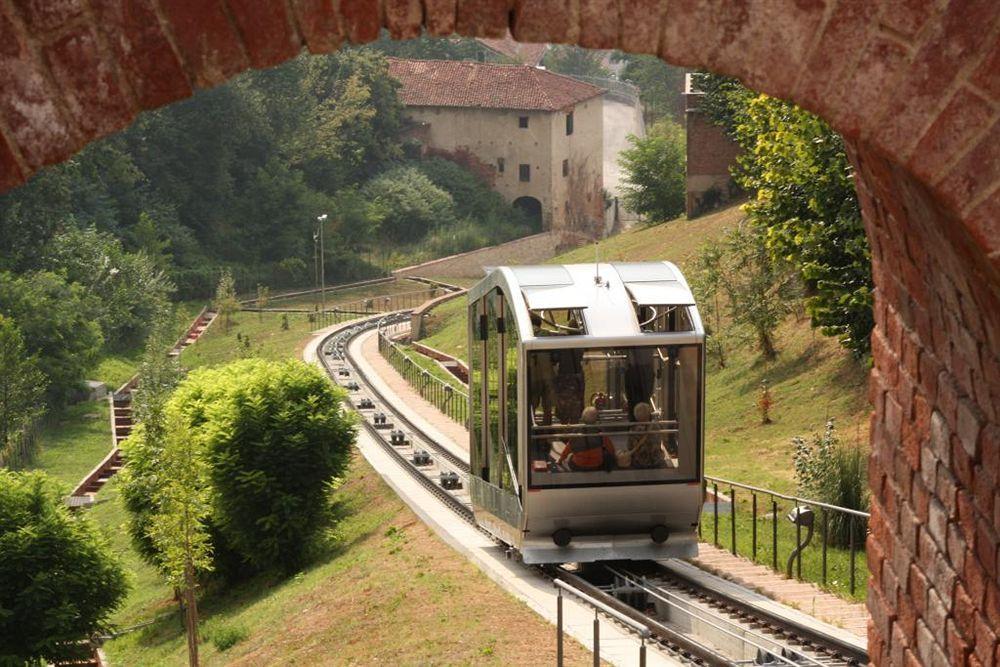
[542,45,611,78]
[181,359,356,572]
[694,224,798,360]
[148,412,213,667]
[370,33,490,62]
[120,318,183,565]
[363,166,456,243]
[695,72,873,356]
[0,316,46,464]
[614,53,686,123]
[124,359,356,576]
[44,225,174,348]
[0,271,103,405]
[618,119,686,223]
[0,471,128,664]
[213,269,240,334]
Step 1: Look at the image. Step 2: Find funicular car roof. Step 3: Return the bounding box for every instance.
[469,262,700,340]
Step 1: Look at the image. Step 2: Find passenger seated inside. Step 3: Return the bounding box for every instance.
[619,402,668,469]
[556,406,615,471]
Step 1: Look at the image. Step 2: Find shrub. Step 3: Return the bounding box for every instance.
[363,166,455,243]
[0,471,128,664]
[207,623,250,651]
[123,359,357,577]
[792,420,869,547]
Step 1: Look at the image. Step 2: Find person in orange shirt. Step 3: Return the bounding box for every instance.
[558,406,615,471]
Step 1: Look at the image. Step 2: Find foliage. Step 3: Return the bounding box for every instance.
[0,470,128,664]
[0,271,103,405]
[542,45,610,78]
[0,316,46,464]
[693,224,798,360]
[695,72,873,356]
[757,379,773,425]
[214,269,240,334]
[0,50,407,297]
[618,119,686,223]
[363,166,455,243]
[44,225,174,348]
[206,623,250,651]
[792,420,869,547]
[123,359,357,577]
[370,33,490,62]
[120,318,183,566]
[614,53,686,123]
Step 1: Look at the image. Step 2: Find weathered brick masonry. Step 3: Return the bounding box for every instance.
[0,2,997,663]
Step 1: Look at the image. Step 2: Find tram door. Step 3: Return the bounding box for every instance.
[469,289,519,495]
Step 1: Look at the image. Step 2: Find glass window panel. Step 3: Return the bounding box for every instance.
[527,344,701,488]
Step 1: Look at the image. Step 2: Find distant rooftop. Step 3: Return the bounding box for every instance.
[388,58,604,112]
[476,34,549,66]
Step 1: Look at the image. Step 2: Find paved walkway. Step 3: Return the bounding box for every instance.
[355,326,870,640]
[692,545,868,637]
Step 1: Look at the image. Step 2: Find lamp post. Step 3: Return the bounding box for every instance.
[317,214,328,323]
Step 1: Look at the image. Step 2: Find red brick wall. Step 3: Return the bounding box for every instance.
[0,3,998,663]
[684,93,741,216]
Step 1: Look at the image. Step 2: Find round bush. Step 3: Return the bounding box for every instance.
[0,471,128,664]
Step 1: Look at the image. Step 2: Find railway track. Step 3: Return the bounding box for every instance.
[317,313,869,667]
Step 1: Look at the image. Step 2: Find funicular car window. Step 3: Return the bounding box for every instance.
[527,344,700,487]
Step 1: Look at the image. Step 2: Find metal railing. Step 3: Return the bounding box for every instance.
[377,323,469,427]
[702,475,869,598]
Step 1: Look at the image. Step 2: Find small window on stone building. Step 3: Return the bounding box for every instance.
[519,116,529,128]
[566,112,574,135]
[562,159,569,177]
[498,158,505,173]
[519,164,531,182]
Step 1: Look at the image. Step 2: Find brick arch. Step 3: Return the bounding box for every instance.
[0,2,997,663]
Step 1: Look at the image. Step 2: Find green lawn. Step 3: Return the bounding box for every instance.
[181,310,325,369]
[260,277,434,310]
[28,400,112,489]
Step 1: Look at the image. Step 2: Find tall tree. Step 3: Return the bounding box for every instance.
[147,413,213,667]
[542,45,611,78]
[614,53,686,124]
[0,271,103,405]
[618,119,686,223]
[0,316,46,465]
[695,72,872,356]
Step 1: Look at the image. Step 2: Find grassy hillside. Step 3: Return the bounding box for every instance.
[420,205,870,493]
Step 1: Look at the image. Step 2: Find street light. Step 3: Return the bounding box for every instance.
[317,214,328,322]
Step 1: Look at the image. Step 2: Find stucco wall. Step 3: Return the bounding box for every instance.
[403,99,603,233]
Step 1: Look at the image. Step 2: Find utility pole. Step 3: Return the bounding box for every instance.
[317,214,328,323]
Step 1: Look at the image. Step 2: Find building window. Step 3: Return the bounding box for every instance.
[562,159,569,177]
[519,164,531,182]
[566,112,574,135]
[519,116,529,128]
[497,158,505,173]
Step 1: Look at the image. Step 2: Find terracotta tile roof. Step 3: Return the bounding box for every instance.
[387,58,604,112]
[476,34,549,66]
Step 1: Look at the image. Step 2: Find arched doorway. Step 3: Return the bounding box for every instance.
[512,196,543,232]
[0,6,997,664]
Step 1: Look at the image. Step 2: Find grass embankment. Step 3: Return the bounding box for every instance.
[258,277,435,310]
[104,454,593,665]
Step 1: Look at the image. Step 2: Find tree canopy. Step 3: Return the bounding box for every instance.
[0,471,128,664]
[618,119,687,224]
[694,73,873,356]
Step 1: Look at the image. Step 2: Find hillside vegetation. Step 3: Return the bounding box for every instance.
[420,204,870,492]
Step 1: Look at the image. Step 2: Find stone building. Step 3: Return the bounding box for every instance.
[388,58,606,234]
[684,73,741,217]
